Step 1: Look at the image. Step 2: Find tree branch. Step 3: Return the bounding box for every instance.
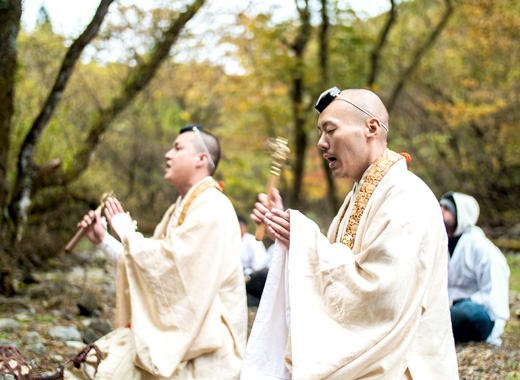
[0,0,22,217]
[9,0,114,234]
[367,0,396,88]
[290,0,312,208]
[40,0,207,187]
[386,0,454,114]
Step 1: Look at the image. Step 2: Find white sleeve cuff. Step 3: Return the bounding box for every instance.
[111,213,137,243]
[96,232,122,265]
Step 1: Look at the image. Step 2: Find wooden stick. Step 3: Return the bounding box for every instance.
[64,204,102,253]
[255,174,280,241]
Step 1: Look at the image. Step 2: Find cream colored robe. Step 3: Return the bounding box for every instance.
[241,160,458,380]
[68,178,247,380]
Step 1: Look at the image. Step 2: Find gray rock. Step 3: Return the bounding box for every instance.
[50,354,64,363]
[82,319,112,344]
[25,342,46,354]
[0,339,17,347]
[65,341,86,350]
[77,292,100,316]
[0,374,16,380]
[22,331,41,345]
[48,326,81,342]
[0,318,19,333]
[82,327,100,344]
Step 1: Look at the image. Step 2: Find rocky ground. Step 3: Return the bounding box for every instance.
[0,248,519,379]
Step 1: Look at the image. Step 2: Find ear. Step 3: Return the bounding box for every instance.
[194,153,207,169]
[366,118,380,141]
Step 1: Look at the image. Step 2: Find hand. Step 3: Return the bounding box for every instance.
[251,188,284,226]
[104,197,125,242]
[251,188,289,248]
[265,208,290,249]
[77,209,106,245]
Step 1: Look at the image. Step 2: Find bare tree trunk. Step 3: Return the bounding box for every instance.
[0,0,206,295]
[367,0,397,88]
[290,0,312,209]
[38,0,206,188]
[318,0,340,213]
[0,0,22,223]
[8,0,206,244]
[386,0,454,113]
[9,0,115,242]
[0,0,22,296]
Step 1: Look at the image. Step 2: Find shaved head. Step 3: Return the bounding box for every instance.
[316,87,390,182]
[339,89,389,139]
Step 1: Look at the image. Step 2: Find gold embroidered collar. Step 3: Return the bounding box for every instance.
[334,149,404,249]
[176,177,222,227]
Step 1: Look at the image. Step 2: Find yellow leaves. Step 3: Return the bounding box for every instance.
[180,111,191,121]
[425,97,507,128]
[460,77,477,89]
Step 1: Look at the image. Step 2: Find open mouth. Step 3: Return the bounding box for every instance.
[323,153,337,168]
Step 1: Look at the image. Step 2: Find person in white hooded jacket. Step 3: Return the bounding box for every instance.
[440,192,510,346]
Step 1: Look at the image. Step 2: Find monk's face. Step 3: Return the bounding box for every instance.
[316,100,371,182]
[164,132,199,188]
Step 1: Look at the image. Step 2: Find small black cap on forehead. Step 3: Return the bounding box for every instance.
[180,124,203,134]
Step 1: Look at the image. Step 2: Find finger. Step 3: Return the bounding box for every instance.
[111,198,125,213]
[270,208,290,224]
[106,197,125,215]
[251,207,267,224]
[266,213,290,233]
[267,226,290,248]
[250,213,262,225]
[253,200,270,217]
[271,188,284,210]
[265,218,289,241]
[80,211,94,227]
[105,199,119,217]
[257,193,270,208]
[104,206,114,221]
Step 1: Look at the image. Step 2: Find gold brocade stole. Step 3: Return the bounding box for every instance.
[176,177,222,227]
[334,150,404,249]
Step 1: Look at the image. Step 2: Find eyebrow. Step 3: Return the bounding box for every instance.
[317,120,337,131]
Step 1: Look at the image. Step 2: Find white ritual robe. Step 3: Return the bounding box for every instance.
[242,160,458,380]
[67,178,247,380]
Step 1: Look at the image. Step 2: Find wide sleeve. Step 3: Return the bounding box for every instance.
[116,189,241,377]
[469,236,510,322]
[287,188,446,379]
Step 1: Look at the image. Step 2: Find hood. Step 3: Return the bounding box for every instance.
[441,192,479,237]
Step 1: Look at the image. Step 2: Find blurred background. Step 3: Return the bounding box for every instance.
[1,0,519,293]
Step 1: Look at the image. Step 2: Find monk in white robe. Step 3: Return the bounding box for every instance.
[243,88,458,379]
[68,124,247,379]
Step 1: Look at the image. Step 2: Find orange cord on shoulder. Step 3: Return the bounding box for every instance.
[219,181,225,190]
[399,152,412,162]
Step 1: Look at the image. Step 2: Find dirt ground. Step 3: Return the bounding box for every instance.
[0,250,519,379]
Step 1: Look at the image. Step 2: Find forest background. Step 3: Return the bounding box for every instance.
[0,0,519,294]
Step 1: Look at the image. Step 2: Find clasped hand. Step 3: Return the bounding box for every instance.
[78,197,127,244]
[251,188,291,249]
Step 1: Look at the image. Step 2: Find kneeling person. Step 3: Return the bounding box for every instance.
[68,125,247,379]
[440,192,510,346]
